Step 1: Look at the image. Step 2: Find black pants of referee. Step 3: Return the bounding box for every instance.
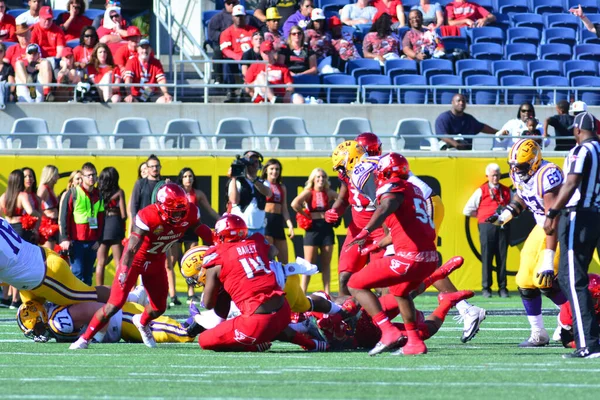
[558,209,600,350]
[479,222,509,291]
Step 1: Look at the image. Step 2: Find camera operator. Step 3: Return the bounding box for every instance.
[227,151,272,235]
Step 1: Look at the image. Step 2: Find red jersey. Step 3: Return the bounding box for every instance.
[559,302,600,328]
[58,13,93,42]
[306,189,329,212]
[219,25,257,60]
[73,45,93,65]
[266,182,283,204]
[0,14,16,42]
[339,172,375,227]
[202,233,283,315]
[244,63,293,97]
[86,64,121,84]
[31,23,66,57]
[446,1,489,23]
[376,178,436,254]
[372,0,403,24]
[5,44,31,68]
[114,44,137,69]
[134,203,200,262]
[124,56,166,97]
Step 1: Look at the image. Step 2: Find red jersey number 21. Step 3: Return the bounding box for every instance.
[240,256,271,279]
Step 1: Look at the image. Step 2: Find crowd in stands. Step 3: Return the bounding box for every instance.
[0,0,172,103]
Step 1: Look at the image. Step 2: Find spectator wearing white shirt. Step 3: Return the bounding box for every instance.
[16,0,43,27]
[340,0,378,26]
[495,102,546,149]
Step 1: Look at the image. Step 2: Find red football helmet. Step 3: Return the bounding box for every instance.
[376,152,410,182]
[155,183,189,226]
[355,132,382,156]
[589,273,600,312]
[214,214,248,243]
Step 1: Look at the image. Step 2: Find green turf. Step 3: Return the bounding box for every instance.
[1,294,599,400]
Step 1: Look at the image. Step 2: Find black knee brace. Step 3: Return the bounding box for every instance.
[540,283,561,298]
[518,287,541,300]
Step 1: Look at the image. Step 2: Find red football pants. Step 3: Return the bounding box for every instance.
[198,301,291,351]
[338,222,386,274]
[348,255,437,297]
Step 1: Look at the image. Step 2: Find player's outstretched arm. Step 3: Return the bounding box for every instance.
[544,174,583,235]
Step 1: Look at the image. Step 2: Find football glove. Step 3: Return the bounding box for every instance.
[325,209,340,224]
[536,249,556,288]
[360,242,380,256]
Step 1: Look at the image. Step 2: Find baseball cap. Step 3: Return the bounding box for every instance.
[139,38,151,46]
[26,43,40,54]
[570,100,588,114]
[39,6,53,19]
[232,4,246,16]
[329,15,342,28]
[124,26,142,39]
[311,8,326,20]
[574,112,596,131]
[60,47,74,58]
[260,40,274,53]
[266,7,282,20]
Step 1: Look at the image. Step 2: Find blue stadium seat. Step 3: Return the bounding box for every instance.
[456,59,491,80]
[441,36,469,52]
[506,43,538,61]
[532,0,563,14]
[472,27,504,44]
[543,27,577,47]
[567,0,599,14]
[507,27,541,45]
[478,0,495,12]
[471,43,504,60]
[528,60,562,82]
[6,9,26,17]
[511,13,544,30]
[352,67,382,79]
[539,43,572,61]
[430,75,462,105]
[421,59,453,81]
[359,75,392,104]
[346,59,381,75]
[202,10,220,45]
[385,59,418,76]
[496,0,529,14]
[394,75,427,104]
[564,60,598,81]
[544,13,579,30]
[572,76,600,105]
[323,74,357,104]
[466,75,499,105]
[501,75,536,105]
[491,13,511,31]
[582,29,600,44]
[293,75,321,99]
[537,76,569,105]
[574,44,600,60]
[493,60,527,80]
[584,13,600,25]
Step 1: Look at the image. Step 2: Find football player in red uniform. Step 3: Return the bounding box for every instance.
[558,273,600,349]
[347,153,440,356]
[197,214,292,352]
[70,184,214,350]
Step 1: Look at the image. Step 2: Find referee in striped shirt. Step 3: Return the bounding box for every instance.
[544,111,600,359]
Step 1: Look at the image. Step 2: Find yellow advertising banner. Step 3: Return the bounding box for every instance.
[1,155,598,293]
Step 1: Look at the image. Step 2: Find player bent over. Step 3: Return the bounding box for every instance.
[557,274,600,349]
[70,184,213,350]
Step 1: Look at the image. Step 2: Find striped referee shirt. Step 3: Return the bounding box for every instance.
[563,138,600,208]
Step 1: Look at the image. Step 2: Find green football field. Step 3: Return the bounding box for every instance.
[1,294,599,400]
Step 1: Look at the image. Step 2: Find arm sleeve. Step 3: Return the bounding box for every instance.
[194,224,214,245]
[58,190,73,242]
[434,113,449,135]
[446,4,455,20]
[540,166,564,196]
[208,13,223,44]
[477,5,490,17]
[282,67,293,84]
[202,247,223,268]
[470,115,485,133]
[463,188,482,216]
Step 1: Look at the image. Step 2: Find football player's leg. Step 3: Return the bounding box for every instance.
[127,302,195,343]
[284,275,312,313]
[535,231,567,305]
[139,263,169,325]
[338,229,369,298]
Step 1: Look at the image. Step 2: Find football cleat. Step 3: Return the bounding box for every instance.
[132,314,157,348]
[438,290,475,307]
[457,305,487,343]
[368,333,407,356]
[250,342,272,352]
[437,256,465,279]
[305,340,330,352]
[391,339,427,356]
[562,347,600,359]
[519,328,550,347]
[69,337,89,350]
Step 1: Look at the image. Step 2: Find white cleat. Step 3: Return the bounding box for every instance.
[457,305,487,343]
[519,328,550,347]
[132,314,157,348]
[69,337,89,350]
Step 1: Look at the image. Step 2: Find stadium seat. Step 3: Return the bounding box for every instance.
[345,59,381,75]
[511,13,544,30]
[492,60,527,80]
[385,59,418,75]
[496,0,529,14]
[572,76,600,105]
[472,133,495,150]
[66,39,79,49]
[537,76,569,105]
[441,36,469,52]
[539,43,572,61]
[544,13,579,30]
[472,27,504,44]
[466,75,499,105]
[293,74,321,99]
[84,9,105,19]
[582,29,600,44]
[477,0,495,12]
[8,118,54,149]
[320,0,347,12]
[323,74,357,104]
[421,58,453,81]
[392,118,438,151]
[58,118,105,149]
[528,59,562,82]
[506,43,538,61]
[567,0,599,14]
[491,12,511,31]
[456,59,491,80]
[471,43,504,60]
[6,9,26,17]
[112,118,156,150]
[430,74,462,105]
[501,75,536,105]
[507,27,541,45]
[215,118,257,150]
[352,67,381,80]
[266,117,312,150]
[163,119,207,150]
[202,10,220,46]
[543,27,577,47]
[564,60,597,82]
[330,118,373,149]
[532,0,563,14]
[574,44,600,60]
[359,74,392,104]
[394,75,427,104]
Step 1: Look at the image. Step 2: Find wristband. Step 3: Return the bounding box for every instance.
[546,208,559,219]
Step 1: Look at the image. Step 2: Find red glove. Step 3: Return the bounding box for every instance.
[360,241,380,256]
[296,211,312,230]
[350,229,370,247]
[325,208,340,224]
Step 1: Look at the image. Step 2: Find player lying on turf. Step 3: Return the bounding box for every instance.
[557,274,600,349]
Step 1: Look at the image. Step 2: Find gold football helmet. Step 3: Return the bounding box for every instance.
[180,246,209,287]
[331,140,366,177]
[17,300,50,342]
[508,138,542,182]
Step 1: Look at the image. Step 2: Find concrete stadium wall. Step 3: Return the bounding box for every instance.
[1,103,595,137]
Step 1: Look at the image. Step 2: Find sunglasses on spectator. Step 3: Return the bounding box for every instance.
[225,1,238,5]
[147,164,161,169]
[520,108,532,113]
[110,13,120,19]
[84,34,95,38]
[291,31,302,36]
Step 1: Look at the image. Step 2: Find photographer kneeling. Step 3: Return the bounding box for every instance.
[227,151,272,235]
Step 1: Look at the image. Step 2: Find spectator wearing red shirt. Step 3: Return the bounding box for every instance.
[4,24,39,68]
[73,26,98,69]
[0,0,16,43]
[58,0,93,42]
[16,0,42,27]
[0,42,15,101]
[14,43,53,103]
[92,0,126,30]
[31,6,66,59]
[87,43,122,103]
[244,40,302,104]
[446,0,496,27]
[372,0,405,28]
[97,7,128,44]
[113,26,141,71]
[123,39,172,103]
[362,14,400,65]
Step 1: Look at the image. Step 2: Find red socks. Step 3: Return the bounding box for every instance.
[140,310,152,326]
[378,294,400,320]
[432,300,453,322]
[81,310,108,341]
